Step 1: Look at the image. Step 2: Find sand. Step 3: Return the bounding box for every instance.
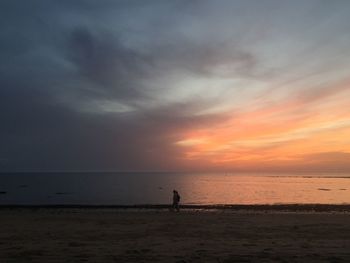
[1,208,350,262]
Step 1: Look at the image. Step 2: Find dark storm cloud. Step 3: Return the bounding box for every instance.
[66,27,153,100]
[0,1,144,170]
[0,0,236,171]
[63,26,260,105]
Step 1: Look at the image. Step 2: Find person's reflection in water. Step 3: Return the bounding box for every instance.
[172,190,181,212]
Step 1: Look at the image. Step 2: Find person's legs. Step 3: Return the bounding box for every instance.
[175,202,180,212]
[171,202,180,212]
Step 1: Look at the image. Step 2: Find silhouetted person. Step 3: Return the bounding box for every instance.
[172,190,180,212]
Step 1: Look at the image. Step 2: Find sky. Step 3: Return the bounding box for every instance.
[1,0,350,173]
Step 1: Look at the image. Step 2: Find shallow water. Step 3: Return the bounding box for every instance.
[0,172,349,205]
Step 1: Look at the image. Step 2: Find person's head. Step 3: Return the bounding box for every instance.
[173,190,177,194]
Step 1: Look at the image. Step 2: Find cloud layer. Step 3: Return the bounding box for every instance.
[1,0,350,172]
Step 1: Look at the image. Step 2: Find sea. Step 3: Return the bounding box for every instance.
[0,172,349,205]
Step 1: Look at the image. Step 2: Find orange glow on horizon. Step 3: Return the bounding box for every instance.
[175,81,350,171]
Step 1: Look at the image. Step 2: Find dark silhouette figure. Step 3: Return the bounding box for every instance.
[172,190,180,212]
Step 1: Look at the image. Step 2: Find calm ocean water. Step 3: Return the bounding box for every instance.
[0,172,349,205]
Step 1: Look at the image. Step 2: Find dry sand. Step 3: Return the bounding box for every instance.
[1,208,350,262]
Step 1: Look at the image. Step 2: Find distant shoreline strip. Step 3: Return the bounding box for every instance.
[1,204,350,212]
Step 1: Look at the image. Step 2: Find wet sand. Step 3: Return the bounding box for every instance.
[1,207,350,262]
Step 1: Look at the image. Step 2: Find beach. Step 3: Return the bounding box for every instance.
[1,207,350,262]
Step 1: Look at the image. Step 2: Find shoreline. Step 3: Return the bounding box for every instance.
[1,203,350,212]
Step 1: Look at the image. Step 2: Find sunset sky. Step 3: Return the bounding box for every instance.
[1,0,350,172]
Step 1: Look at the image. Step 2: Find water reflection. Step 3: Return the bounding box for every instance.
[0,173,349,205]
[178,174,350,205]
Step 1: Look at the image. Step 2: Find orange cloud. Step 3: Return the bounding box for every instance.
[175,79,350,172]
